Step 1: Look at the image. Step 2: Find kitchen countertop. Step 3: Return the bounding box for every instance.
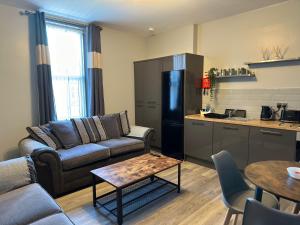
[185,114,300,132]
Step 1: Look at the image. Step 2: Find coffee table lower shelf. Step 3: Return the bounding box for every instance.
[93,176,179,224]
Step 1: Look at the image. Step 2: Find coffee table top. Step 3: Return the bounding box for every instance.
[91,153,182,188]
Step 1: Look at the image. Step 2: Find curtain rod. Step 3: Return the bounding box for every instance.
[19,9,103,29]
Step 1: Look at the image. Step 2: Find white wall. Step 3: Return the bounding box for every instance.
[145,24,196,58]
[101,27,146,123]
[0,4,146,161]
[0,4,38,161]
[197,0,300,89]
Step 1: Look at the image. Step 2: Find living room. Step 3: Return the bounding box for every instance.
[0,0,300,224]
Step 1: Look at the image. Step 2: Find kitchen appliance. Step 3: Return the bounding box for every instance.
[260,106,274,121]
[161,70,184,159]
[280,110,300,123]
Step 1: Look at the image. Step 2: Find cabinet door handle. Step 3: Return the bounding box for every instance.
[148,106,156,109]
[147,101,157,104]
[260,129,282,136]
[223,126,239,131]
[192,122,205,126]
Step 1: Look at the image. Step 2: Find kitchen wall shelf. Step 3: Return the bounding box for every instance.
[245,57,300,67]
[216,74,255,79]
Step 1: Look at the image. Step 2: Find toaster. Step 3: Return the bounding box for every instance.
[280,110,300,123]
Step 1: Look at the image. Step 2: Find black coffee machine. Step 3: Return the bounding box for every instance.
[261,106,274,120]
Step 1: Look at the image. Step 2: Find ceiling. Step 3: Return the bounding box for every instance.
[0,0,287,35]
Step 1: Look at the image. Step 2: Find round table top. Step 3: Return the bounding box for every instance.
[245,161,300,202]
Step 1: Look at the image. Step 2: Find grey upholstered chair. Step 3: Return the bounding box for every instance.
[243,198,300,225]
[211,150,279,225]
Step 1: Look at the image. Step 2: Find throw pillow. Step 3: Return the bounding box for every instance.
[118,110,131,135]
[26,125,62,149]
[72,117,107,143]
[100,114,122,139]
[50,120,81,149]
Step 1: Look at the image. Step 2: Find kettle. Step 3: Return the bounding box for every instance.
[261,106,274,121]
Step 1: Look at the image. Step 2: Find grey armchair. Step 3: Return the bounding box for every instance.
[243,198,300,225]
[0,156,73,225]
[211,150,279,225]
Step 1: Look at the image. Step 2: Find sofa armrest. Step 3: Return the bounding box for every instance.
[126,126,154,152]
[19,138,63,196]
[0,156,37,195]
[30,148,63,196]
[19,138,53,156]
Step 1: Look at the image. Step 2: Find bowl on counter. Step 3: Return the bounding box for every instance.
[287,167,300,180]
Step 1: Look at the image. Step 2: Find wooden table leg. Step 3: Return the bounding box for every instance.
[117,188,123,225]
[254,187,263,201]
[178,164,181,193]
[92,174,96,207]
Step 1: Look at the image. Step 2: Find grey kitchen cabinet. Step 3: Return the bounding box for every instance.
[248,127,297,163]
[213,123,249,169]
[134,54,204,152]
[184,119,213,161]
[161,54,186,72]
[134,59,162,148]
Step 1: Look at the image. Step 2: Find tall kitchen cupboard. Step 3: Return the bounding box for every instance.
[134,53,203,150]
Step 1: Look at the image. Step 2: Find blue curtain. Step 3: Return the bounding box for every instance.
[86,24,105,116]
[35,12,57,124]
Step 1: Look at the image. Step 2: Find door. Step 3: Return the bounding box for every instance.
[162,121,184,159]
[162,70,184,123]
[184,119,213,161]
[213,123,249,169]
[249,127,296,163]
[134,59,162,148]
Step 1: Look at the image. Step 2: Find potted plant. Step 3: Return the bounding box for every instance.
[208,68,217,99]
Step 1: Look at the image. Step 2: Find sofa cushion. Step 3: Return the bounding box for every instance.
[100,114,122,139]
[98,137,144,157]
[0,183,62,225]
[0,156,36,195]
[118,111,131,135]
[58,143,110,171]
[27,124,62,149]
[50,120,81,149]
[72,116,107,144]
[29,213,73,225]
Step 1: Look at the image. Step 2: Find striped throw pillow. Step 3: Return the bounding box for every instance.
[72,117,107,143]
[118,111,130,135]
[26,125,62,150]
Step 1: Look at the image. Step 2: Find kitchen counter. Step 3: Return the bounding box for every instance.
[185,114,300,132]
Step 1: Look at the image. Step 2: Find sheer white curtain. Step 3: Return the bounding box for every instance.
[46,22,86,120]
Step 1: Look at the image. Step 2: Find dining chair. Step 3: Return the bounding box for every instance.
[211,150,279,225]
[243,198,300,225]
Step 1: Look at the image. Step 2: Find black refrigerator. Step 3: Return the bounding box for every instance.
[161,70,184,159]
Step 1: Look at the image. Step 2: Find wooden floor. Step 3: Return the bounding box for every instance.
[56,161,295,225]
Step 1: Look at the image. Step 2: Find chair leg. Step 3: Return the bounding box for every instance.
[293,203,300,214]
[223,208,234,225]
[233,214,238,225]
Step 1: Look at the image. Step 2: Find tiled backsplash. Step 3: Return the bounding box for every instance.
[203,88,300,119]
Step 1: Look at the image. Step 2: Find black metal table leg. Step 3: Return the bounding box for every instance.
[92,175,96,207]
[117,188,123,225]
[254,186,263,201]
[150,175,155,182]
[177,164,181,193]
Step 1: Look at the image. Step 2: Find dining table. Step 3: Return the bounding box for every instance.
[245,160,300,213]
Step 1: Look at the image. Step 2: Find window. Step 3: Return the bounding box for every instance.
[46,21,86,120]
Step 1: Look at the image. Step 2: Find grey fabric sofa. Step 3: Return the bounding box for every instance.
[19,122,154,197]
[0,156,73,225]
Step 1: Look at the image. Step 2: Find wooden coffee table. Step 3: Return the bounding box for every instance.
[90,153,182,225]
